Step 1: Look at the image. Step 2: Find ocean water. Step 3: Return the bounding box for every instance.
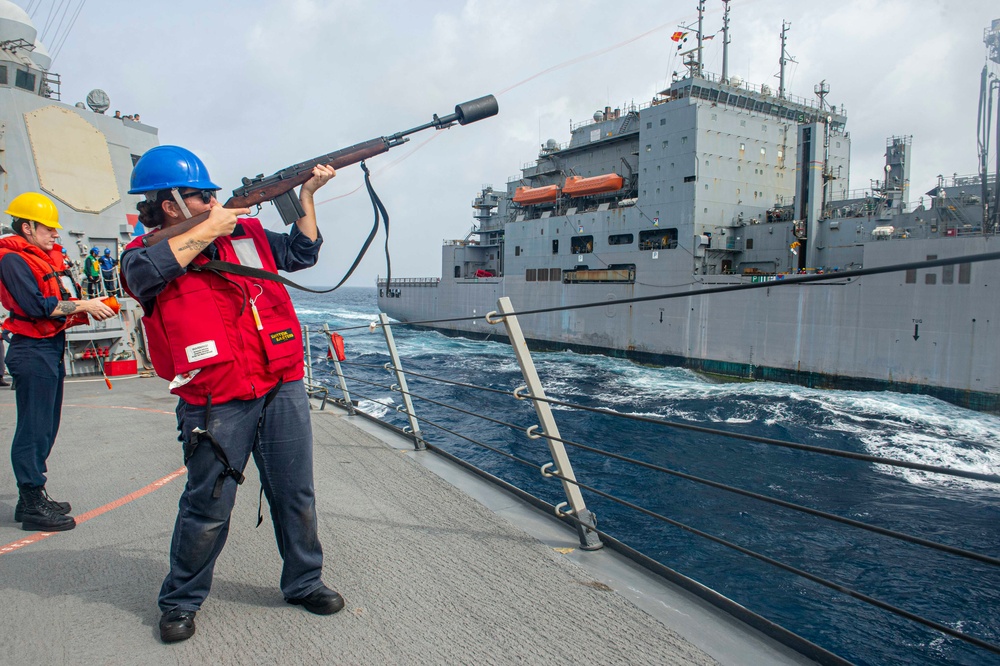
[294,287,1000,665]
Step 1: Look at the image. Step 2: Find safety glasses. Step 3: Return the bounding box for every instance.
[180,189,219,204]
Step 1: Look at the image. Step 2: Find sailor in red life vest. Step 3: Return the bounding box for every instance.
[0,192,116,532]
[119,146,341,644]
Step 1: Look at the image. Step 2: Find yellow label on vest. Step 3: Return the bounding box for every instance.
[185,340,219,363]
[269,328,296,345]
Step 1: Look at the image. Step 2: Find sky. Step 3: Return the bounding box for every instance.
[16,0,1000,287]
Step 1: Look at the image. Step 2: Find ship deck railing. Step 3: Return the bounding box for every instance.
[316,280,1000,663]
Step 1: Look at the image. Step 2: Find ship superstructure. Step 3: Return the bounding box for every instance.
[0,0,156,376]
[380,7,1000,412]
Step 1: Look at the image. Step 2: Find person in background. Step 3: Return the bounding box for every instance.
[0,192,115,531]
[120,145,341,644]
[84,246,101,297]
[0,320,8,388]
[99,247,119,296]
[50,243,81,299]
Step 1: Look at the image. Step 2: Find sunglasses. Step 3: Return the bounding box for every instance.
[180,189,219,204]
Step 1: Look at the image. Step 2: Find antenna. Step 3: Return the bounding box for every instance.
[778,21,796,99]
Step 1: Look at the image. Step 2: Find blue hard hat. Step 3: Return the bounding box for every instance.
[90,246,99,254]
[128,145,220,194]
[104,248,111,255]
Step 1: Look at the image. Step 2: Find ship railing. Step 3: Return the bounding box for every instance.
[308,297,1000,661]
[312,251,1000,663]
[377,277,440,288]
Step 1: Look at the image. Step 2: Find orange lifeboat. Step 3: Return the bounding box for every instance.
[563,173,624,197]
[513,184,559,204]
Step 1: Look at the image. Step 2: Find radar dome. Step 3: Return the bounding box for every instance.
[729,75,742,88]
[545,139,558,150]
[30,38,51,70]
[0,0,38,46]
[593,111,603,122]
[86,89,110,114]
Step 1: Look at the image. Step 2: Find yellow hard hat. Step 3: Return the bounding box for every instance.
[4,192,61,229]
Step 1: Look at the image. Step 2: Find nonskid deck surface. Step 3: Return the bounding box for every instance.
[0,377,806,665]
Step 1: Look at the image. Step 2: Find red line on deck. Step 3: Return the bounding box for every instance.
[0,467,187,557]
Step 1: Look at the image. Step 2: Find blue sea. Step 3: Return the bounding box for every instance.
[293,287,1000,666]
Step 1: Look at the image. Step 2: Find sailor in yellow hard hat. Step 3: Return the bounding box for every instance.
[0,192,116,532]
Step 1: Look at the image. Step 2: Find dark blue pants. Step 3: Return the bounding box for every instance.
[159,379,325,612]
[8,351,64,488]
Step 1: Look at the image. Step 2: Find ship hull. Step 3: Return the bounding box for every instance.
[381,235,1000,412]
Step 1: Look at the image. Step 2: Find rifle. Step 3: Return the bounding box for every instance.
[140,94,499,247]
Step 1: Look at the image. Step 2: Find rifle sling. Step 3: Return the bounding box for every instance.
[191,160,390,295]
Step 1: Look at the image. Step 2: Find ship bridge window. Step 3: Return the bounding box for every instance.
[537,268,549,282]
[526,268,536,281]
[15,69,36,92]
[608,233,634,246]
[0,66,7,85]
[639,228,678,250]
[571,235,594,254]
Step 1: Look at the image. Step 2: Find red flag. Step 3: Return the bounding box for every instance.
[671,31,687,42]
[704,34,715,41]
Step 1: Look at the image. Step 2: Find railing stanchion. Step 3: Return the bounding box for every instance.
[379,313,425,450]
[493,296,602,550]
[323,324,355,415]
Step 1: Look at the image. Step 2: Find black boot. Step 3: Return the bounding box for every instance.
[18,485,75,531]
[14,486,71,522]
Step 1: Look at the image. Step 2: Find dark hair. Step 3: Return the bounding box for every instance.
[10,217,31,238]
[135,190,173,228]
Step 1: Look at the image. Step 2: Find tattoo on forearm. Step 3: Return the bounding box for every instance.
[177,239,209,252]
[57,301,76,314]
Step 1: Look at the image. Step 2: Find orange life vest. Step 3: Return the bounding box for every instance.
[122,218,304,405]
[0,235,88,338]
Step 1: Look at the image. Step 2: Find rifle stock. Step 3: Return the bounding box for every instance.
[138,94,498,248]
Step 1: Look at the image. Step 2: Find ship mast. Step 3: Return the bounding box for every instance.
[981,19,1000,232]
[778,21,795,100]
[679,0,707,79]
[696,0,705,77]
[721,0,731,82]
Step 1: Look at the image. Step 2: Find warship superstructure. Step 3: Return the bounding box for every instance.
[379,7,1000,412]
[0,1,155,376]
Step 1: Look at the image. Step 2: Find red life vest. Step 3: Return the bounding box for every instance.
[123,218,304,405]
[0,235,88,338]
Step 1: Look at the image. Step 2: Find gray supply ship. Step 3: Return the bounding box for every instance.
[0,0,154,377]
[378,5,1000,412]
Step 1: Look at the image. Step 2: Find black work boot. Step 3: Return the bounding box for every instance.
[18,485,75,531]
[14,486,71,522]
[159,609,196,643]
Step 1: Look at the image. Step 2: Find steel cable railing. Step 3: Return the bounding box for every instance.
[343,390,542,471]
[316,311,1000,658]
[365,363,1000,485]
[372,379,999,567]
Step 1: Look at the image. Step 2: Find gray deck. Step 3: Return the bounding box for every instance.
[0,375,814,665]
